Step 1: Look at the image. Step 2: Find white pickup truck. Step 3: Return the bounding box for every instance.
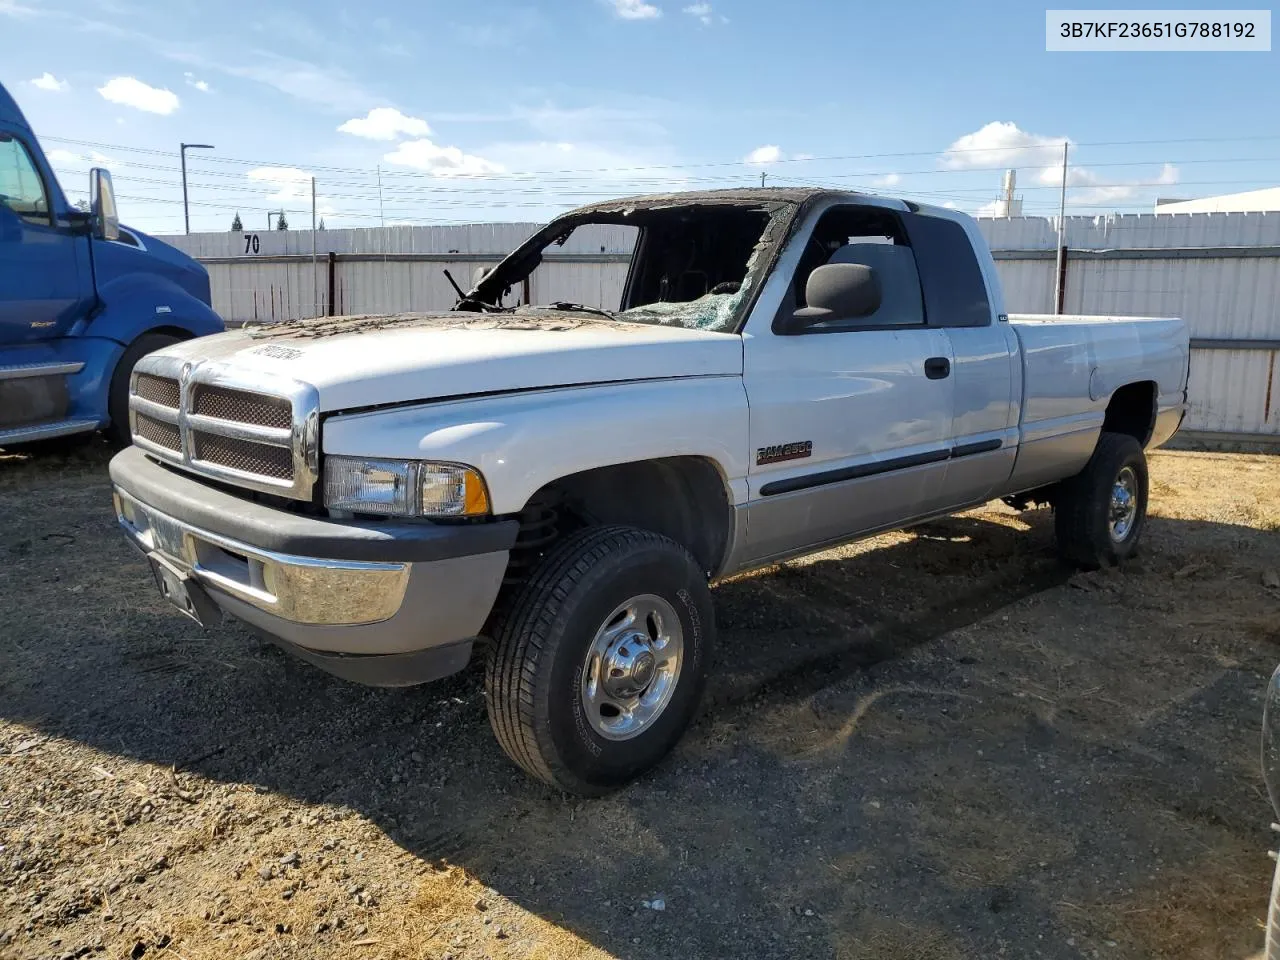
[110,189,1189,794]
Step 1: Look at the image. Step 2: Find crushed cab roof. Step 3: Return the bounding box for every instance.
[561,187,897,217]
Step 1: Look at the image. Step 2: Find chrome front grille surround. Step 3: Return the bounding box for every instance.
[128,356,319,500]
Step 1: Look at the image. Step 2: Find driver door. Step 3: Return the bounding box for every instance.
[0,133,89,345]
[739,204,956,565]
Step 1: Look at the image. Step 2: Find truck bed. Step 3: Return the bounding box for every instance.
[1002,313,1189,492]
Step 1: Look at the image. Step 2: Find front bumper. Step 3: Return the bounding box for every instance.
[109,446,517,685]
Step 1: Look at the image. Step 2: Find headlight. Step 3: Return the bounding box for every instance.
[324,457,490,518]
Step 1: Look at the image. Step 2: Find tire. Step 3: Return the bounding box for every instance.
[485,525,714,795]
[105,333,182,448]
[1054,431,1149,568]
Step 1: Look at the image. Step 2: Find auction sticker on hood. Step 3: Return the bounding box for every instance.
[253,345,304,361]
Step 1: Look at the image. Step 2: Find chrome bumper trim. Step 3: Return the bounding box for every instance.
[113,487,410,626]
[0,361,85,381]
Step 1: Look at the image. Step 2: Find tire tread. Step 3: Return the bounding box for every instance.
[486,525,696,793]
[1054,430,1147,568]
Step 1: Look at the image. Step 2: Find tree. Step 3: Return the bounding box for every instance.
[275,212,288,231]
[74,199,90,213]
[231,212,243,232]
[317,218,326,231]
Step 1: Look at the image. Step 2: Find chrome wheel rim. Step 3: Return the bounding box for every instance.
[1109,466,1138,542]
[579,594,684,741]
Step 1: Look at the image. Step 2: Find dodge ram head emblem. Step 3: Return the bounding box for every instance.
[756,441,813,465]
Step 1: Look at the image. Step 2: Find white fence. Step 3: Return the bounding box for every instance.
[162,212,1280,441]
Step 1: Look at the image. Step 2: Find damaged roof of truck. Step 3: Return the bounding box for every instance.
[555,186,910,218]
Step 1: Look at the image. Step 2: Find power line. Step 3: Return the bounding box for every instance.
[38,131,1280,181]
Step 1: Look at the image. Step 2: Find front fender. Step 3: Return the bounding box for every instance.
[321,377,751,514]
[87,273,224,344]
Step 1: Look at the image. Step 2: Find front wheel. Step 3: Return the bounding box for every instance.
[485,525,714,795]
[1054,431,1149,568]
[105,332,182,448]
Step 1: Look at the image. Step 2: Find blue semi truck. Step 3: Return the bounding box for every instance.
[0,81,222,448]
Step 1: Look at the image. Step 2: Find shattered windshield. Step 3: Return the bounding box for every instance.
[468,201,790,334]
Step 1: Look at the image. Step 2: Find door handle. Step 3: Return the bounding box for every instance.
[924,356,951,380]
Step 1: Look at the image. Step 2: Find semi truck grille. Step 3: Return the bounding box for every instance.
[128,358,318,500]
[191,385,292,430]
[134,413,181,452]
[134,374,180,409]
[192,433,294,480]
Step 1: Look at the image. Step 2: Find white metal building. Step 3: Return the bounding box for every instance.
[1155,187,1280,214]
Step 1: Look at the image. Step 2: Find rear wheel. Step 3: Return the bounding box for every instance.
[105,333,181,447]
[1054,431,1149,568]
[485,525,714,795]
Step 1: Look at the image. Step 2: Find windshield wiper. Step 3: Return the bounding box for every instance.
[537,301,617,321]
[443,268,508,313]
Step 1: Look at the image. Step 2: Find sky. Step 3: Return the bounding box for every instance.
[1,0,1277,234]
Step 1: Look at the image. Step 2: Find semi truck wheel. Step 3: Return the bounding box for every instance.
[1054,431,1149,568]
[106,333,181,448]
[485,525,713,795]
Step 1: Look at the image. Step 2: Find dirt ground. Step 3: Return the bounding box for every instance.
[1,445,1278,960]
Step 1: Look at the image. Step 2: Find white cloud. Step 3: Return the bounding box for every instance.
[611,0,661,19]
[184,72,210,92]
[383,139,504,177]
[1038,159,1178,206]
[941,121,1067,171]
[215,52,377,114]
[944,121,1180,211]
[338,107,431,141]
[873,173,902,187]
[683,2,712,23]
[29,72,69,92]
[246,166,314,202]
[744,144,782,165]
[97,76,180,115]
[0,0,41,18]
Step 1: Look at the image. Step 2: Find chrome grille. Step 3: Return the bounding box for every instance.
[134,373,180,409]
[191,385,291,430]
[134,413,181,451]
[128,355,319,500]
[192,434,293,480]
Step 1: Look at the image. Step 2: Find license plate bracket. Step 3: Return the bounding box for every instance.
[148,552,222,627]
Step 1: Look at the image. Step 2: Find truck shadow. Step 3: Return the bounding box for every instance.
[1,454,1276,958]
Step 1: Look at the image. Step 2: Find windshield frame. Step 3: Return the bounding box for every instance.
[467,196,803,335]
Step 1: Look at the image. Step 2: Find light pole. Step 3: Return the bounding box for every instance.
[180,142,214,234]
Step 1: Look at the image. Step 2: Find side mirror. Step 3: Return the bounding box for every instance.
[90,167,120,242]
[790,263,881,330]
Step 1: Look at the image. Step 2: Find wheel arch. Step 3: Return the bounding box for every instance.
[1102,380,1158,447]
[508,455,737,581]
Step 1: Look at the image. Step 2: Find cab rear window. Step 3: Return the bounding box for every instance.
[902,213,992,328]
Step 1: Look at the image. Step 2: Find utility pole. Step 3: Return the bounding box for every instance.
[760,171,767,188]
[311,177,318,318]
[180,142,214,234]
[376,165,386,227]
[1053,141,1069,314]
[377,165,388,289]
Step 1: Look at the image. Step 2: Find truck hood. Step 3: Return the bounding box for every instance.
[158,312,744,412]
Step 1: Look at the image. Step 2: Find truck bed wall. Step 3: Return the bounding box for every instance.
[1003,315,1189,492]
